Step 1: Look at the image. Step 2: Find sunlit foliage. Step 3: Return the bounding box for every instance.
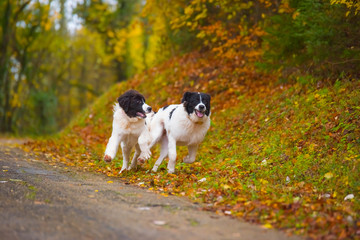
[24,50,360,239]
[8,0,359,238]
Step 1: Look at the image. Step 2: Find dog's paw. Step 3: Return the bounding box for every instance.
[119,167,128,174]
[127,165,136,171]
[139,150,151,161]
[138,152,151,164]
[152,165,159,172]
[137,157,145,164]
[183,155,195,164]
[167,169,175,174]
[104,155,112,162]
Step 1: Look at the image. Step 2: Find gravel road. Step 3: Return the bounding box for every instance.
[0,139,301,240]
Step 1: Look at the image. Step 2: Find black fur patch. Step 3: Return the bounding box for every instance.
[181,92,211,116]
[162,105,169,110]
[117,90,146,118]
[169,107,177,120]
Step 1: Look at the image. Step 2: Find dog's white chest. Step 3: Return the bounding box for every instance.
[113,109,146,136]
[168,117,210,145]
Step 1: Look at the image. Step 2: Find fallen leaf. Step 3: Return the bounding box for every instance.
[262,223,273,229]
[285,176,290,184]
[198,177,207,183]
[344,194,354,201]
[138,207,151,211]
[224,211,232,215]
[153,220,166,226]
[324,172,333,179]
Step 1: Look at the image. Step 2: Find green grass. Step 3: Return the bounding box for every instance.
[24,52,360,239]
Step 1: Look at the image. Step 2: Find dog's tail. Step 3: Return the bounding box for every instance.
[113,102,120,113]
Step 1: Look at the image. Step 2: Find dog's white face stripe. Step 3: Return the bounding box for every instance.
[195,92,206,114]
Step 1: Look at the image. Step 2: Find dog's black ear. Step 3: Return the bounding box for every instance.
[202,93,211,116]
[117,95,130,113]
[181,92,192,103]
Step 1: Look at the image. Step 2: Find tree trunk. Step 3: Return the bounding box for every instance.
[0,0,12,132]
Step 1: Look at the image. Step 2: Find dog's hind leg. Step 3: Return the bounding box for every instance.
[120,142,132,173]
[129,143,141,170]
[183,144,199,163]
[152,136,169,172]
[149,119,165,149]
[167,136,177,174]
[138,130,152,163]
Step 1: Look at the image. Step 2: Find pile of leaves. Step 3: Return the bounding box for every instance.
[24,50,360,239]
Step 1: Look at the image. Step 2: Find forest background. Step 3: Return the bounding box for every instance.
[1,0,359,135]
[2,0,360,238]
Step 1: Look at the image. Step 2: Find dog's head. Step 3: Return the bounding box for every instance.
[117,90,152,119]
[181,92,211,119]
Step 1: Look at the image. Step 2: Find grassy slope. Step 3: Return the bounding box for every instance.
[25,51,360,239]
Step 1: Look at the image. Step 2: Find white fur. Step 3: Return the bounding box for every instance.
[140,103,210,173]
[104,103,151,173]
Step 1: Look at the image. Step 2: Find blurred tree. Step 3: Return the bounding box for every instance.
[0,0,117,134]
[74,0,141,82]
[331,0,360,15]
[262,0,360,79]
[0,0,50,133]
[1,0,358,135]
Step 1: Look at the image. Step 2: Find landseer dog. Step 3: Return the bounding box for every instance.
[103,90,152,173]
[139,91,211,174]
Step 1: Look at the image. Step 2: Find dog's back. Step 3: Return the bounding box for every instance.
[142,92,211,173]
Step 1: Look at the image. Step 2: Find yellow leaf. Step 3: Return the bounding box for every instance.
[107,30,114,38]
[292,11,300,20]
[107,180,113,183]
[324,172,333,179]
[184,6,194,15]
[222,184,231,190]
[259,179,269,185]
[262,223,273,229]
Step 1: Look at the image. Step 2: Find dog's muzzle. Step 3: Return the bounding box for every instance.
[195,104,206,118]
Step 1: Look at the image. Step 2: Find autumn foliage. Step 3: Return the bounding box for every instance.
[24,46,360,239]
[3,0,360,239]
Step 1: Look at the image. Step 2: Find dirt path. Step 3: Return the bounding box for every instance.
[0,139,302,240]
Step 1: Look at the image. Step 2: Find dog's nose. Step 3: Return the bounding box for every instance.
[147,107,152,112]
[199,105,205,111]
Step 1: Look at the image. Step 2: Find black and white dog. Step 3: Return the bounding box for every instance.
[139,92,211,173]
[104,90,152,173]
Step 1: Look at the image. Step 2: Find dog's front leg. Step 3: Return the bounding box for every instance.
[167,136,177,174]
[120,142,131,173]
[104,134,120,162]
[183,144,199,163]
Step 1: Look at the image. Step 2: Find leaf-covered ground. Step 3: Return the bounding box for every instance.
[24,51,360,239]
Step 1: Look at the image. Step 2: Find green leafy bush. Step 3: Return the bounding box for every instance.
[262,0,360,79]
